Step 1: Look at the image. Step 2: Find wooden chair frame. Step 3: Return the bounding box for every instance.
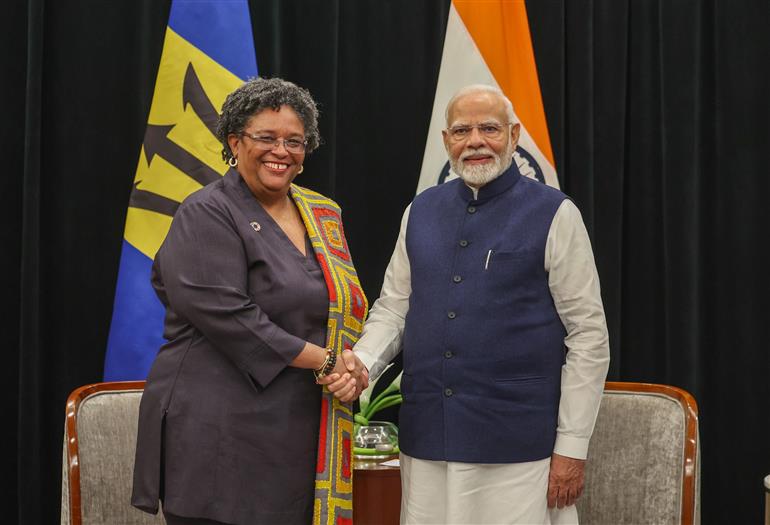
[64,380,147,525]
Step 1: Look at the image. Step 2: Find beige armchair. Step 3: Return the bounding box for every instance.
[576,382,700,525]
[62,381,700,525]
[61,381,163,525]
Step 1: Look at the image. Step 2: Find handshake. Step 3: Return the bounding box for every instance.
[316,349,369,403]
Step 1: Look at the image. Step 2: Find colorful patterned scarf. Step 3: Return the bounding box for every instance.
[291,184,369,525]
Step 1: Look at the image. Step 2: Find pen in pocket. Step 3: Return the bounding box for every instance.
[484,250,493,270]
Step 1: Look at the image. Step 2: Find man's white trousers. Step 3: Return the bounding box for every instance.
[400,453,579,525]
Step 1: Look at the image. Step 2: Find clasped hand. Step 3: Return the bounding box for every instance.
[316,350,369,402]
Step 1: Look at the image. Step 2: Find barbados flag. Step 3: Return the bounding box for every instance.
[103,0,258,380]
[418,0,559,193]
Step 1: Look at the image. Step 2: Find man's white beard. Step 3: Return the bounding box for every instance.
[449,141,515,187]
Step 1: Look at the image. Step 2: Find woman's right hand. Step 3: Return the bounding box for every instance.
[318,350,369,402]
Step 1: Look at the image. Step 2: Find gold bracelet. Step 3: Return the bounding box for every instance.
[314,348,336,380]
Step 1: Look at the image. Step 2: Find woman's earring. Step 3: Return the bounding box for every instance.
[228,156,238,167]
[297,165,304,174]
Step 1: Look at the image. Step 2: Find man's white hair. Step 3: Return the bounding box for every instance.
[444,84,516,126]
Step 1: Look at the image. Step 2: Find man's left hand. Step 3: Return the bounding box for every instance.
[547,453,586,508]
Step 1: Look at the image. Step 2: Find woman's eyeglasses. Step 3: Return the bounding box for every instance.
[240,132,308,153]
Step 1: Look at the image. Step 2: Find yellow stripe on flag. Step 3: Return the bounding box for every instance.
[124,27,243,257]
[132,145,202,206]
[147,28,240,125]
[124,207,174,260]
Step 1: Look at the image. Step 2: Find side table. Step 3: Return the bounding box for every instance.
[353,456,401,525]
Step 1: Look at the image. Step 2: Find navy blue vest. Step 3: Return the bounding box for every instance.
[399,165,568,463]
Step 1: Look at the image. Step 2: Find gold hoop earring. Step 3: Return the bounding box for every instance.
[297,165,304,174]
[228,157,238,167]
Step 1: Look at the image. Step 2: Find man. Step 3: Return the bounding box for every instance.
[352,85,610,524]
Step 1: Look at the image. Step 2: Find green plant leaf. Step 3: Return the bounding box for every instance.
[361,370,402,415]
[357,362,396,416]
[358,364,400,413]
[363,394,403,420]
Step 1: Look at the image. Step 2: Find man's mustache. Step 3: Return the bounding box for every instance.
[459,148,497,161]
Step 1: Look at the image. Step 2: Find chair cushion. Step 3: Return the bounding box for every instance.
[577,391,685,525]
[69,390,164,524]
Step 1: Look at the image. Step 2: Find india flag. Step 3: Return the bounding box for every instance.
[418,0,558,193]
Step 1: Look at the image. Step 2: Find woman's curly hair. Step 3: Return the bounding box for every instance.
[216,77,321,164]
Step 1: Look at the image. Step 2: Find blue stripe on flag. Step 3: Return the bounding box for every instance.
[168,0,258,80]
[104,241,166,381]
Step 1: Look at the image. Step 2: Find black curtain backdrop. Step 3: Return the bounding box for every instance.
[3,0,769,523]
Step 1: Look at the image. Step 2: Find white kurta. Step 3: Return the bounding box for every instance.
[354,197,610,524]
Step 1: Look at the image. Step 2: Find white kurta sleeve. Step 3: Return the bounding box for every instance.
[354,205,413,380]
[545,199,611,460]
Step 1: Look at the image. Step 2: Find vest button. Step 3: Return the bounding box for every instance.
[452,275,462,283]
[459,239,468,247]
[444,351,454,359]
[467,206,476,214]
[447,311,456,319]
[444,388,453,397]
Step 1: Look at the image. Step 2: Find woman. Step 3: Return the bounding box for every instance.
[131,77,369,525]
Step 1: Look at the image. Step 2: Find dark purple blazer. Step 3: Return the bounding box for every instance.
[132,170,329,525]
